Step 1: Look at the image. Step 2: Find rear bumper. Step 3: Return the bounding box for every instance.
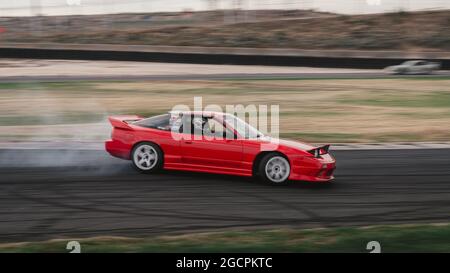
[105,139,131,160]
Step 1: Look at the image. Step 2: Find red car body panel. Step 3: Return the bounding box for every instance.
[105,114,336,182]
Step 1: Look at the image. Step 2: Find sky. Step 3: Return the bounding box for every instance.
[0,0,449,17]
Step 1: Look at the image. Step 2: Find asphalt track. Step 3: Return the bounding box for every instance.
[0,148,449,243]
[1,71,450,82]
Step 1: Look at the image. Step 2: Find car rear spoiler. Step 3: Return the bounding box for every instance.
[108,115,143,130]
[308,144,330,158]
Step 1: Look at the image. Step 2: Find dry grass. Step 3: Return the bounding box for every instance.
[0,78,449,143]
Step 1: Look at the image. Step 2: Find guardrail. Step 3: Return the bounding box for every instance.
[0,43,449,69]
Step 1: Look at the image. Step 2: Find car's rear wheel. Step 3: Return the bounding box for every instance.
[132,142,163,173]
[258,153,290,184]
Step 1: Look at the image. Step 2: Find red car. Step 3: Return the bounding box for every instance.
[105,111,336,184]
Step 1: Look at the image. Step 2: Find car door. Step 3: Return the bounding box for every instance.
[180,115,243,170]
[134,113,183,165]
[411,61,427,74]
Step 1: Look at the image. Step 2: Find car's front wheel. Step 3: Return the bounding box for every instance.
[132,142,163,173]
[258,153,291,184]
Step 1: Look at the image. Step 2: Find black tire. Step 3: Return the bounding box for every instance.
[131,142,163,173]
[258,153,291,185]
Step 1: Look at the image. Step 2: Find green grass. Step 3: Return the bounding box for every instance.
[393,111,450,119]
[1,224,448,253]
[224,76,450,81]
[339,92,450,108]
[0,82,95,91]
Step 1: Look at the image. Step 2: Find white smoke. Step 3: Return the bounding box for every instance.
[0,82,119,170]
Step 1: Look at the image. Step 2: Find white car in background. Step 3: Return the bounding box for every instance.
[385,60,441,75]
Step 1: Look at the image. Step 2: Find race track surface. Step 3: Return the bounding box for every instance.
[0,149,449,242]
[1,71,450,82]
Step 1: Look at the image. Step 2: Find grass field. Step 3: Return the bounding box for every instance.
[0,224,448,253]
[1,77,449,143]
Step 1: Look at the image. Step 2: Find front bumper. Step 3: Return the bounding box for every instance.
[289,155,336,182]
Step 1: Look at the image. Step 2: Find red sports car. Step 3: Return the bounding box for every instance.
[105,111,336,184]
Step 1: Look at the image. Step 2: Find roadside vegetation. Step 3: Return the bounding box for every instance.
[0,224,448,253]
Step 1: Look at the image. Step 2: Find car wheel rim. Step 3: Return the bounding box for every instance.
[265,156,290,183]
[134,145,158,170]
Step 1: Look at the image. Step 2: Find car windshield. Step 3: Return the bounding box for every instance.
[223,114,264,139]
[402,60,421,66]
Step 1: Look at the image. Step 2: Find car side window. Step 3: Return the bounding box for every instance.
[179,115,234,139]
[205,118,235,139]
[169,114,183,133]
[134,114,171,131]
[192,116,206,136]
[179,115,203,135]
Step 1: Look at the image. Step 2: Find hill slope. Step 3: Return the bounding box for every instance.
[0,10,449,51]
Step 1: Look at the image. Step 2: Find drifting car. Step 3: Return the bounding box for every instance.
[385,60,440,75]
[105,111,336,184]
